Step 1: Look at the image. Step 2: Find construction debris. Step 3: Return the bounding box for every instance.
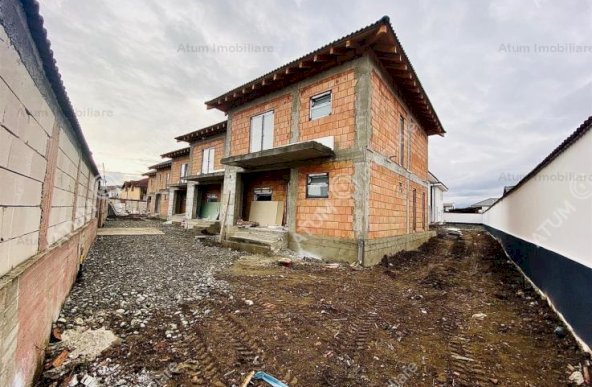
[61,327,119,361]
[236,219,259,228]
[252,371,289,387]
[50,350,69,368]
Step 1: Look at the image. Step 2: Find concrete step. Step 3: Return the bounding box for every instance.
[222,240,272,255]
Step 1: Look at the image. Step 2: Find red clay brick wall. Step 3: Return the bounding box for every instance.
[189,137,225,176]
[409,181,428,232]
[296,161,354,238]
[409,124,428,181]
[230,94,292,156]
[299,70,356,150]
[159,193,169,219]
[200,185,222,202]
[242,171,289,222]
[170,155,190,185]
[369,163,428,239]
[370,70,429,181]
[147,176,155,194]
[370,71,407,161]
[368,163,408,239]
[15,219,96,387]
[154,168,171,192]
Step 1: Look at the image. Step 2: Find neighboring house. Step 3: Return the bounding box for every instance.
[174,121,227,222]
[483,115,592,350]
[105,185,121,198]
[469,198,498,213]
[203,16,445,265]
[428,172,448,224]
[120,178,148,200]
[443,202,455,212]
[0,1,101,385]
[159,147,190,217]
[145,160,172,219]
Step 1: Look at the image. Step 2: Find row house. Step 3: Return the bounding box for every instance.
[143,16,445,266]
[145,160,172,219]
[202,16,446,265]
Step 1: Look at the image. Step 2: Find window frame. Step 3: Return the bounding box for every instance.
[250,110,275,153]
[309,91,332,120]
[399,115,405,166]
[201,147,215,174]
[253,187,273,201]
[306,172,330,199]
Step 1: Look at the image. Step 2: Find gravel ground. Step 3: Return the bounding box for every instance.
[39,218,242,386]
[38,220,589,386]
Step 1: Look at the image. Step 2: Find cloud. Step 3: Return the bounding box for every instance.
[38,0,592,207]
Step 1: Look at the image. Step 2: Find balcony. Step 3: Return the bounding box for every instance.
[221,140,335,170]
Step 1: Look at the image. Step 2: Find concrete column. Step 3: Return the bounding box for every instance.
[185,182,197,220]
[287,168,299,232]
[224,116,232,157]
[220,167,241,232]
[290,87,300,143]
[167,187,176,219]
[352,56,373,264]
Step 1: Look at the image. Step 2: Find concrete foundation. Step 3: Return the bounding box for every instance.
[363,231,435,266]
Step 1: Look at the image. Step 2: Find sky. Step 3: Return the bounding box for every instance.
[38,0,591,207]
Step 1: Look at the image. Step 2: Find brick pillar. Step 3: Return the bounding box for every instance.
[38,123,60,251]
[167,187,176,219]
[185,182,197,220]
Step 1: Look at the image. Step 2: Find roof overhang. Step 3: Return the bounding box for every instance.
[186,171,225,183]
[161,147,190,159]
[221,141,335,170]
[148,160,172,170]
[175,121,227,143]
[143,170,157,177]
[205,16,445,136]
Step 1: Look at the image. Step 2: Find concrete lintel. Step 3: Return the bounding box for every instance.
[367,150,428,188]
[186,171,225,184]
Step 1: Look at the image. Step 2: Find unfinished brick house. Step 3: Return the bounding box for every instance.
[205,16,445,265]
[174,121,227,229]
[120,178,148,201]
[0,0,101,384]
[160,147,190,220]
[145,160,172,219]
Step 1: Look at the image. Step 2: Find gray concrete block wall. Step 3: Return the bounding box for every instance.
[0,4,101,384]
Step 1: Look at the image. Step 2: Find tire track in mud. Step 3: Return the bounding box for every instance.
[172,327,226,386]
[330,287,391,358]
[217,313,265,366]
[438,235,490,386]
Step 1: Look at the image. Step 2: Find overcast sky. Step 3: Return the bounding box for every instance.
[39,0,591,206]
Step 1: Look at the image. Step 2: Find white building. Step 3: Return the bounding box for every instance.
[483,115,592,351]
[428,172,448,224]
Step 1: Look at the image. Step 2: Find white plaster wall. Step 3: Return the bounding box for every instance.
[483,130,592,269]
[431,187,445,223]
[443,212,483,224]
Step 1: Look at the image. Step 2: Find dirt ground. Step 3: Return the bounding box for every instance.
[38,219,588,386]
